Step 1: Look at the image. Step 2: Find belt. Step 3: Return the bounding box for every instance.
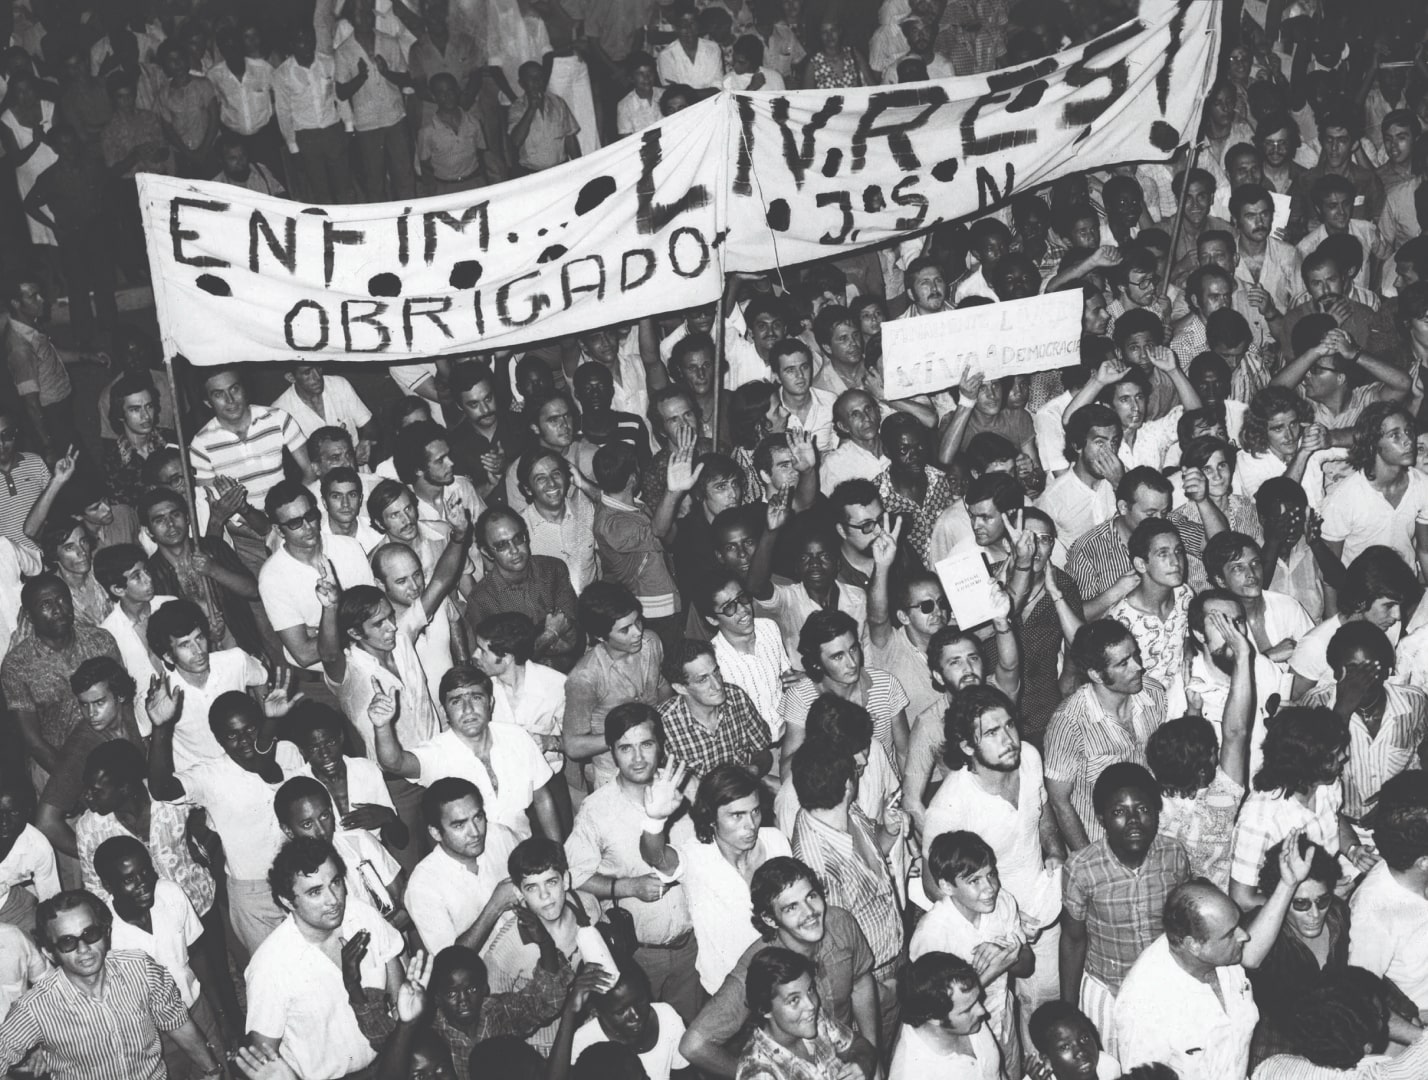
[435,170,480,184]
[638,930,694,951]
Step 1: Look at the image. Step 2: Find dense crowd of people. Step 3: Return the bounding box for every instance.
[2,0,1428,1078]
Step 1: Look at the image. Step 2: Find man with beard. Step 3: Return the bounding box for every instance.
[1113,881,1257,1080]
[1045,621,1168,851]
[1060,763,1192,1056]
[148,685,306,956]
[678,856,880,1077]
[921,686,1065,1046]
[405,778,520,956]
[0,890,222,1079]
[94,837,226,1070]
[245,836,409,1078]
[394,421,486,587]
[1279,253,1403,371]
[447,363,526,499]
[1,574,121,780]
[902,623,1021,833]
[565,704,700,1022]
[1230,185,1299,344]
[1320,404,1428,577]
[466,507,581,673]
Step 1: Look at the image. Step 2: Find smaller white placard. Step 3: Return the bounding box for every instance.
[882,291,1084,400]
[934,550,1000,630]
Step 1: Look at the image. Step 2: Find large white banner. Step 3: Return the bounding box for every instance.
[139,0,1218,366]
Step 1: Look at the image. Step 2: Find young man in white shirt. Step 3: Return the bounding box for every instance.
[1035,403,1122,550]
[259,479,376,674]
[95,544,174,736]
[272,362,375,449]
[246,836,410,1079]
[405,777,519,955]
[93,837,223,1069]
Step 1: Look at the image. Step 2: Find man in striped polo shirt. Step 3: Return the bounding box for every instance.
[188,366,314,534]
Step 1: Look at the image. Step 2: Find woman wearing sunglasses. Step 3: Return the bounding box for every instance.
[1240,829,1416,1056]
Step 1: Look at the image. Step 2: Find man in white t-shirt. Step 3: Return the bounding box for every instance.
[1035,404,1122,550]
[271,364,375,451]
[371,664,562,842]
[1319,404,1428,574]
[259,480,375,673]
[145,598,269,772]
[246,837,409,1079]
[569,965,689,1080]
[1349,773,1428,1012]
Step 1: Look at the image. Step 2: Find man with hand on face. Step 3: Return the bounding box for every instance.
[1113,880,1257,1080]
[565,703,701,1022]
[0,890,224,1079]
[1280,251,1402,370]
[1301,621,1428,826]
[1035,404,1123,551]
[93,836,226,1073]
[245,836,411,1079]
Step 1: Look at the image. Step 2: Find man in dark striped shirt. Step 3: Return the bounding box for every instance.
[0,890,223,1080]
[1065,467,1173,621]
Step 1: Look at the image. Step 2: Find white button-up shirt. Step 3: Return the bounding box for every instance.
[108,880,203,1007]
[274,54,342,149]
[207,58,275,135]
[180,743,305,881]
[333,32,408,132]
[1115,935,1258,1080]
[406,826,518,954]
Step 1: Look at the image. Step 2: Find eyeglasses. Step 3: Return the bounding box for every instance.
[844,519,879,534]
[716,591,753,617]
[51,924,107,952]
[278,508,322,530]
[908,598,952,615]
[1290,895,1332,913]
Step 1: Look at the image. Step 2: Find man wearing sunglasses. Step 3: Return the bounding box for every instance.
[258,479,375,679]
[0,889,225,1079]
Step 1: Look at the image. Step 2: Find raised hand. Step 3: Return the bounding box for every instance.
[566,962,608,1012]
[1148,344,1180,373]
[644,758,689,820]
[211,475,250,520]
[960,366,985,398]
[340,929,370,990]
[987,580,1013,625]
[1092,245,1123,268]
[766,483,791,532]
[1299,423,1327,455]
[1182,466,1208,503]
[1278,827,1314,887]
[395,950,433,1023]
[367,678,400,728]
[1244,283,1273,313]
[262,666,304,717]
[665,424,704,496]
[787,427,816,473]
[1096,356,1130,385]
[145,674,184,727]
[870,514,902,569]
[51,445,78,483]
[314,560,341,609]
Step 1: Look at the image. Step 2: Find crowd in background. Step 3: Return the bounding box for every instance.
[1,0,1428,1078]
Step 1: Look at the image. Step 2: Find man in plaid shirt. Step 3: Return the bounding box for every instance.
[658,639,773,780]
[1060,762,1192,1058]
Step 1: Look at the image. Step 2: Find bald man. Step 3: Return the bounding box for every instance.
[1113,880,1257,1079]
